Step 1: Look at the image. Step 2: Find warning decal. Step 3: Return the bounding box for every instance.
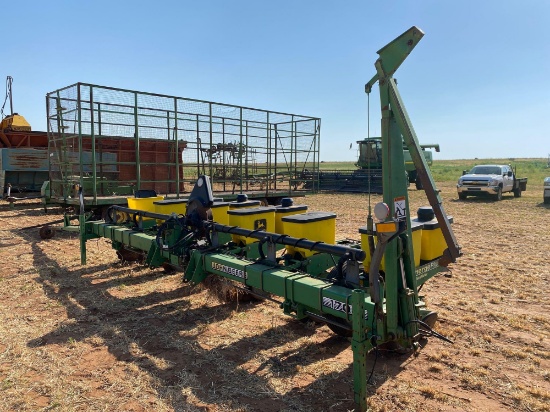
[394,196,406,221]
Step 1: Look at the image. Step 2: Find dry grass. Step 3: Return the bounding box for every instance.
[0,180,549,411]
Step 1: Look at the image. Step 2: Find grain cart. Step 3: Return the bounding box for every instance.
[79,27,461,411]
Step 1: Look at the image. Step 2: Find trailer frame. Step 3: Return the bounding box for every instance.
[45,83,321,211]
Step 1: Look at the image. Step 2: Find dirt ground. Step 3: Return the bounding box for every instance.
[0,183,548,411]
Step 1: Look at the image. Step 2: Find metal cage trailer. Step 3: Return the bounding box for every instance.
[44,83,321,216]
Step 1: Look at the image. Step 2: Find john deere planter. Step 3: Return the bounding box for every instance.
[79,26,461,412]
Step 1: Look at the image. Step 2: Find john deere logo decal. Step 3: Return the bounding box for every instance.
[211,262,247,279]
[254,219,267,231]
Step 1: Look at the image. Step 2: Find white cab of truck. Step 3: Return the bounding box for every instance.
[457,164,519,201]
[544,177,550,204]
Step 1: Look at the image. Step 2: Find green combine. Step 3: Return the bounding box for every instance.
[315,138,440,193]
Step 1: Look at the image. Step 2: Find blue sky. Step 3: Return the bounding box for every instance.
[3,0,549,161]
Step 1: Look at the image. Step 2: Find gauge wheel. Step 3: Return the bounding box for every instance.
[39,225,55,240]
[325,315,352,338]
[116,246,143,262]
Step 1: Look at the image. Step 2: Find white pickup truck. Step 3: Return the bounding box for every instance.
[457,164,528,201]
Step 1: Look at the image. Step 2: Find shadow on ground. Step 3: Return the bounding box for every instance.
[25,232,417,411]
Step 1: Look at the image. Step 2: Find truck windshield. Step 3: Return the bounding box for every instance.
[470,166,502,175]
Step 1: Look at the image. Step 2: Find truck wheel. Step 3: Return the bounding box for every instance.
[544,197,550,205]
[458,193,467,200]
[495,187,503,201]
[513,188,522,198]
[415,179,423,190]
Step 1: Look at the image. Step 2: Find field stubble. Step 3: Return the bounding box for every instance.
[0,181,549,411]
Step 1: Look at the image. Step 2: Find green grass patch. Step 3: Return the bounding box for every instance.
[318,161,357,171]
[431,158,548,183]
[319,158,549,184]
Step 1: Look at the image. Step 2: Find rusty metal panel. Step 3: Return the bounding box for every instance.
[0,148,49,171]
[0,148,50,193]
[0,131,48,149]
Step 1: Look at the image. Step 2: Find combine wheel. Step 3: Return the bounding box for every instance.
[39,225,56,240]
[513,188,522,198]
